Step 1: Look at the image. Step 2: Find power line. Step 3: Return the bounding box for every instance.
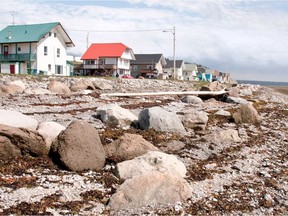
[67,28,167,33]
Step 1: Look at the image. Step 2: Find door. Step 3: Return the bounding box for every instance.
[4,45,8,55]
[10,65,15,74]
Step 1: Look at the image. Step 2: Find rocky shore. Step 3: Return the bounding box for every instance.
[0,75,287,215]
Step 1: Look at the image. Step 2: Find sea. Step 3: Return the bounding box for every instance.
[237,80,288,87]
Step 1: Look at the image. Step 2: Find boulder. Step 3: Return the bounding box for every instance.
[215,109,231,117]
[0,109,38,130]
[70,79,95,92]
[0,124,48,156]
[108,172,191,210]
[0,136,22,162]
[48,80,71,95]
[227,87,240,97]
[160,140,185,152]
[181,110,208,131]
[37,121,66,150]
[104,133,159,162]
[200,81,224,92]
[24,87,51,95]
[96,104,138,129]
[232,103,261,124]
[224,96,249,104]
[138,107,186,134]
[0,84,24,94]
[92,79,113,90]
[51,121,105,171]
[181,95,203,104]
[115,151,187,180]
[5,80,26,90]
[202,129,241,144]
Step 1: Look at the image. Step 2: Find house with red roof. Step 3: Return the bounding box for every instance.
[81,43,135,77]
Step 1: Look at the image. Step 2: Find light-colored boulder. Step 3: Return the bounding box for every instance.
[108,172,192,210]
[37,121,66,150]
[92,79,113,90]
[233,103,261,124]
[138,107,186,134]
[202,129,241,144]
[0,109,38,130]
[48,80,71,95]
[181,95,203,104]
[70,79,95,92]
[181,110,208,131]
[96,104,138,129]
[5,80,26,90]
[160,140,185,152]
[0,84,24,94]
[24,87,51,95]
[200,81,224,92]
[115,151,187,180]
[215,109,231,117]
[104,133,159,162]
[0,124,48,156]
[51,121,106,171]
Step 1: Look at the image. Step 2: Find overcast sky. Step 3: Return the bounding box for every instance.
[0,0,288,82]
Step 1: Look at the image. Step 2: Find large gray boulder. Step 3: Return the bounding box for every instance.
[108,172,192,210]
[104,133,159,162]
[0,109,38,130]
[0,124,48,157]
[115,151,187,180]
[225,96,249,104]
[181,110,208,131]
[51,121,105,171]
[37,121,66,150]
[233,103,261,124]
[96,104,138,129]
[138,107,186,134]
[48,80,71,95]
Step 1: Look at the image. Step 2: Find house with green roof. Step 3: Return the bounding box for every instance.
[0,22,74,75]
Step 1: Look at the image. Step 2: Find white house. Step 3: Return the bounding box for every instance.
[163,59,185,80]
[0,22,74,76]
[81,43,135,77]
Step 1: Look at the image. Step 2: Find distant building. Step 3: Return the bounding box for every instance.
[81,43,135,77]
[183,63,198,81]
[163,59,185,80]
[0,22,74,75]
[130,54,166,78]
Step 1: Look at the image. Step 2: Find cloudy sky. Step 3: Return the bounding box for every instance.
[0,0,288,82]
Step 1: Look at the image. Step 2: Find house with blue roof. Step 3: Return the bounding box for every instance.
[0,22,74,76]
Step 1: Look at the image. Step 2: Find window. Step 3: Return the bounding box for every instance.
[54,33,57,38]
[49,32,52,37]
[48,64,51,71]
[44,46,48,56]
[17,47,21,52]
[57,48,60,57]
[55,65,63,74]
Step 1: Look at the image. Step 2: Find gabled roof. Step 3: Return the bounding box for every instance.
[132,54,166,65]
[164,59,184,69]
[0,22,74,47]
[81,43,134,59]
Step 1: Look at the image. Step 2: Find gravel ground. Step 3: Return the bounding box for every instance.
[0,76,287,215]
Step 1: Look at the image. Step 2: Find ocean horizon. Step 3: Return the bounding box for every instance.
[236,80,288,86]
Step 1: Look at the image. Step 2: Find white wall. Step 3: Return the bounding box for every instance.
[37,28,68,76]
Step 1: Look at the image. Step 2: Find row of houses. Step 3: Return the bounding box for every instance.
[0,22,231,82]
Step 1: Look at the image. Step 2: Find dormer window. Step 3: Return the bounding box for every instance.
[49,32,52,36]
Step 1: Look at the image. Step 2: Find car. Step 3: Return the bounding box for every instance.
[122,75,133,79]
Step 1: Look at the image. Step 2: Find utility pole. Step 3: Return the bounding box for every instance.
[9,11,17,25]
[163,26,176,79]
